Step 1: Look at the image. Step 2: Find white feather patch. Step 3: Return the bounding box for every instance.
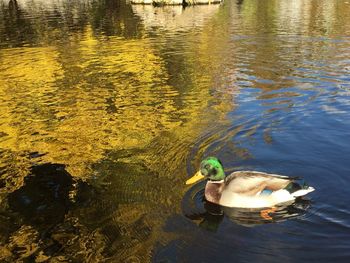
[291,187,315,197]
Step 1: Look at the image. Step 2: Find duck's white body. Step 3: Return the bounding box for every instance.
[219,188,314,208]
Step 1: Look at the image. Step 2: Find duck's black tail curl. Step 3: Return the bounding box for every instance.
[285,179,310,194]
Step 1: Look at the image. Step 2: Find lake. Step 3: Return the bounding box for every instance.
[0,0,350,262]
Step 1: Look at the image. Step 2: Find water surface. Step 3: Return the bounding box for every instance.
[0,0,350,262]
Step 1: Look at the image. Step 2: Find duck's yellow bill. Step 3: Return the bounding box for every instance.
[185,171,205,185]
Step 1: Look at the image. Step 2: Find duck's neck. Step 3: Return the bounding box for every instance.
[205,180,225,204]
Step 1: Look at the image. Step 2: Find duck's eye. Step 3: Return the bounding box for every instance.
[201,168,208,176]
[211,168,217,176]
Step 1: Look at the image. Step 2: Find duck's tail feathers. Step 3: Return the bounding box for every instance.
[291,186,315,197]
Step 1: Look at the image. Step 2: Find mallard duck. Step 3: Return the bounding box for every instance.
[186,157,315,208]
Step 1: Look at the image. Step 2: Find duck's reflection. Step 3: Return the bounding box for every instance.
[185,200,225,232]
[222,198,311,227]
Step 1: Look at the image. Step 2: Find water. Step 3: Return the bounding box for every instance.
[0,0,349,262]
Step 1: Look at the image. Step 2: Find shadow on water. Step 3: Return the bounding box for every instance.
[8,163,74,231]
[182,182,311,231]
[1,149,158,262]
[4,162,99,260]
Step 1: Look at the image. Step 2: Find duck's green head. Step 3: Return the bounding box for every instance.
[186,157,225,185]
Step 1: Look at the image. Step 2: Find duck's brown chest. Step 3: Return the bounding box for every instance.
[205,182,224,204]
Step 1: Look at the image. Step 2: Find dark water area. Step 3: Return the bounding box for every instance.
[0,0,350,262]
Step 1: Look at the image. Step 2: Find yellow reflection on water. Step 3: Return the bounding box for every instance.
[0,15,232,184]
[0,28,176,179]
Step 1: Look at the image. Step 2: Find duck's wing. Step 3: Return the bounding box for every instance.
[224,171,295,196]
